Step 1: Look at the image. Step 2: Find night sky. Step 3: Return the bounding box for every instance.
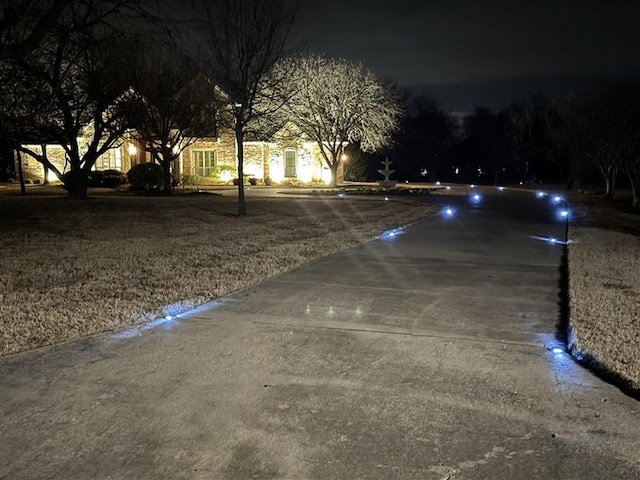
[293,0,640,110]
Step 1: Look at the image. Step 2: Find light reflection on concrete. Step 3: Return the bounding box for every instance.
[111,300,230,339]
[537,333,599,393]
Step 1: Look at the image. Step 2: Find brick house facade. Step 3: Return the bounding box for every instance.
[20,125,343,186]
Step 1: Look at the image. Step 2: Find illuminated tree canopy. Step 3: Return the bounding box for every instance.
[275,54,402,187]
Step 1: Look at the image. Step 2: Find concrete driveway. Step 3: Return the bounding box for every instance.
[1,187,639,479]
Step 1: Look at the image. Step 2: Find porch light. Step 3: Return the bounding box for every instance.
[128,145,137,155]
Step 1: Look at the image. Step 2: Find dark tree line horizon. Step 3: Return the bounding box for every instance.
[344,82,640,209]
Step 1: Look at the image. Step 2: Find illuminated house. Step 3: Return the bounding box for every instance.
[180,122,342,184]
[19,123,343,186]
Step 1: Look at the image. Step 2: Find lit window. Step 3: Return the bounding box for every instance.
[99,150,121,170]
[284,150,296,178]
[193,150,217,177]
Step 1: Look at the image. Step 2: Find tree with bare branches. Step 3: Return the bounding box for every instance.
[188,0,296,215]
[125,39,225,194]
[0,0,159,198]
[275,54,401,188]
[0,0,72,59]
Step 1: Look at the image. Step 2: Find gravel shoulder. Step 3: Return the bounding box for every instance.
[568,194,640,395]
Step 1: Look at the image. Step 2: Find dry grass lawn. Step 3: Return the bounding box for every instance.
[0,187,435,356]
[568,226,640,393]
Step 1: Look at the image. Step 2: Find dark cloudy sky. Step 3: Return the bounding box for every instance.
[293,0,640,96]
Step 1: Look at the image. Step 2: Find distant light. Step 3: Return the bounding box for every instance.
[384,196,389,201]
[536,191,546,198]
[165,315,173,320]
[549,237,557,244]
[551,347,564,354]
[337,192,345,198]
[560,209,569,218]
[471,193,481,203]
[435,181,441,186]
[519,181,523,185]
[497,186,505,191]
[388,231,395,237]
[470,184,476,188]
[553,195,563,203]
[446,186,451,191]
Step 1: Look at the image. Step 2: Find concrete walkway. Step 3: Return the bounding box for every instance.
[2,188,639,479]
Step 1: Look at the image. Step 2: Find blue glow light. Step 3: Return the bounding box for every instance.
[442,207,455,217]
[531,235,571,246]
[552,347,564,354]
[470,193,481,204]
[165,315,173,321]
[552,195,563,204]
[379,227,405,240]
[559,209,569,218]
[536,191,547,198]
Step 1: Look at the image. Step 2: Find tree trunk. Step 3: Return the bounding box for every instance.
[236,122,246,216]
[604,168,617,199]
[65,169,89,199]
[41,143,49,185]
[16,150,26,195]
[627,169,639,209]
[329,162,338,188]
[161,151,173,195]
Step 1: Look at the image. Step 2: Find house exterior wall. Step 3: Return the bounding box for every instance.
[18,127,344,186]
[181,132,236,176]
[19,145,67,182]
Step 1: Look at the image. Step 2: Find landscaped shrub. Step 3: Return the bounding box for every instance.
[101,169,127,188]
[232,175,253,186]
[264,176,274,186]
[208,165,236,184]
[126,163,164,192]
[87,170,104,187]
[181,173,202,186]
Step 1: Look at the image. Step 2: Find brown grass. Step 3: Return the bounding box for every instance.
[568,226,640,392]
[0,187,435,356]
